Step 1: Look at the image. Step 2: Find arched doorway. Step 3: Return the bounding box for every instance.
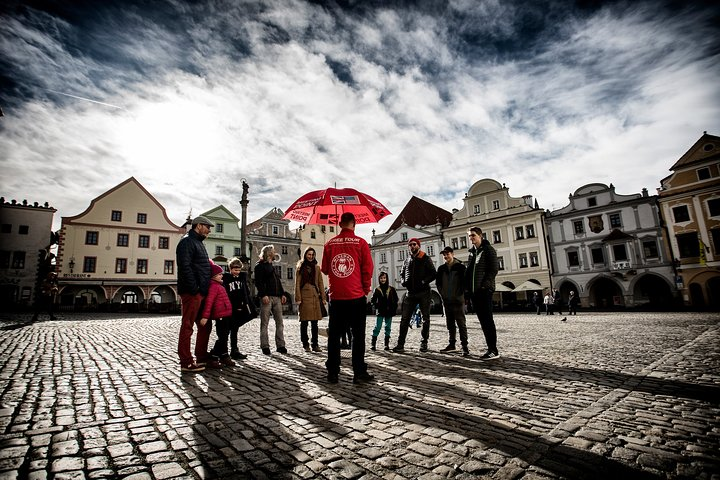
[708,276,720,310]
[631,274,673,309]
[588,277,623,309]
[689,283,705,307]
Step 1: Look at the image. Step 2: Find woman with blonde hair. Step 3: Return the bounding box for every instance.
[294,247,326,352]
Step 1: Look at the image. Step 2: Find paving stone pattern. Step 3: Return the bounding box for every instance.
[0,311,718,479]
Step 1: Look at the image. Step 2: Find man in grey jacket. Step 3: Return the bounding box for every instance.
[436,247,469,356]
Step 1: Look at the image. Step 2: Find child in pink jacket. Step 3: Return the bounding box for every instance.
[200,261,233,368]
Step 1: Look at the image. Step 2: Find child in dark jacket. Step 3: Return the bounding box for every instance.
[223,257,258,360]
[204,261,234,367]
[370,272,399,351]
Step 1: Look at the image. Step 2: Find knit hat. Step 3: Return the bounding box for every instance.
[408,237,421,246]
[210,261,224,277]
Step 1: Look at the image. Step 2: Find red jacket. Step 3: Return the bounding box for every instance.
[321,228,373,300]
[201,280,232,319]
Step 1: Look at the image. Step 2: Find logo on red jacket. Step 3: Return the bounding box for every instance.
[331,253,355,278]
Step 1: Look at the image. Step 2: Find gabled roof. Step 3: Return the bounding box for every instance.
[247,207,287,231]
[385,196,453,233]
[602,228,633,242]
[670,132,720,170]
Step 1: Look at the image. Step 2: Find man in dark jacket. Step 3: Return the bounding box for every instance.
[392,237,437,353]
[436,247,469,355]
[176,215,217,372]
[465,226,500,360]
[254,245,287,355]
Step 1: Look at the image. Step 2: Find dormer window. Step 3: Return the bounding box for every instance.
[492,200,500,210]
[587,197,597,207]
[697,167,711,181]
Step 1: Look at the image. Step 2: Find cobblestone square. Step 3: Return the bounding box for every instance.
[0,311,718,479]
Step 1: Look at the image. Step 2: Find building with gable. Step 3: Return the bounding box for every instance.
[0,197,57,309]
[657,132,720,308]
[546,183,674,309]
[442,179,550,309]
[198,205,244,266]
[370,196,453,312]
[56,177,185,311]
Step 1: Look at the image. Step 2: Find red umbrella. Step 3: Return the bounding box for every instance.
[283,187,392,225]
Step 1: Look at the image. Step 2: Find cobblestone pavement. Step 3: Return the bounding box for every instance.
[0,311,718,480]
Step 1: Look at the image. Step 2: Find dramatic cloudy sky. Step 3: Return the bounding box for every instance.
[1,0,719,239]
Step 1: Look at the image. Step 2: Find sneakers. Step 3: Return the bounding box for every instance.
[353,372,375,384]
[392,345,405,353]
[205,359,223,369]
[462,347,470,357]
[181,363,205,373]
[230,351,247,360]
[480,350,500,361]
[419,342,428,353]
[312,345,322,352]
[262,347,271,356]
[440,344,457,353]
[220,357,235,367]
[327,373,339,384]
[304,345,311,352]
[277,346,288,354]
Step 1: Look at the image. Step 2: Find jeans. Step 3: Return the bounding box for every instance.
[178,293,212,365]
[471,289,497,353]
[326,297,368,376]
[444,302,468,346]
[372,316,393,337]
[211,317,231,358]
[260,296,285,349]
[300,320,319,347]
[395,291,431,347]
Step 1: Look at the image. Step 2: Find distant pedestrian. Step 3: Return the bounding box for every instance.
[176,215,215,373]
[203,261,232,368]
[32,271,58,321]
[295,247,326,352]
[568,291,579,315]
[533,291,543,315]
[223,257,256,360]
[392,238,437,353]
[321,212,374,384]
[436,247,469,355]
[254,245,287,355]
[370,272,398,351]
[465,227,500,360]
[553,289,563,315]
[544,290,554,315]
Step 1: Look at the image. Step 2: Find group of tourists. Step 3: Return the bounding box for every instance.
[175,214,502,383]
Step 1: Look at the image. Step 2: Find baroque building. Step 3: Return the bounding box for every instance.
[442,179,550,309]
[56,177,184,311]
[545,183,674,309]
[657,132,720,308]
[0,197,57,308]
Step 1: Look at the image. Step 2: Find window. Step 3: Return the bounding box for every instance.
[137,259,148,274]
[588,197,597,207]
[519,253,528,268]
[574,220,585,234]
[492,230,502,243]
[673,205,690,223]
[83,256,96,273]
[637,239,658,259]
[11,251,26,269]
[492,200,500,210]
[427,246,434,256]
[530,252,539,267]
[310,230,316,239]
[498,256,505,270]
[591,247,604,264]
[164,260,174,275]
[473,205,480,214]
[329,226,335,233]
[321,226,326,233]
[0,251,9,268]
[19,225,29,235]
[697,167,711,180]
[115,258,127,274]
[216,223,224,233]
[399,251,406,261]
[1,224,10,234]
[526,225,535,238]
[401,232,408,242]
[117,234,129,247]
[85,231,99,245]
[515,226,524,240]
[111,210,122,222]
[281,246,288,254]
[677,232,700,258]
[215,245,224,256]
[609,213,622,229]
[158,237,169,249]
[567,251,580,267]
[380,253,387,263]
[138,235,150,248]
[707,198,720,217]
[460,237,467,248]
[234,247,242,257]
[287,267,293,280]
[451,238,458,249]
[613,244,628,261]
[137,213,147,224]
[272,226,279,235]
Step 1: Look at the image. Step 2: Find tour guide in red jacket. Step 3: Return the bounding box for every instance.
[321,212,375,384]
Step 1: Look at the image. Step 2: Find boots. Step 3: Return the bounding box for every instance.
[371,336,377,351]
[384,336,390,351]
